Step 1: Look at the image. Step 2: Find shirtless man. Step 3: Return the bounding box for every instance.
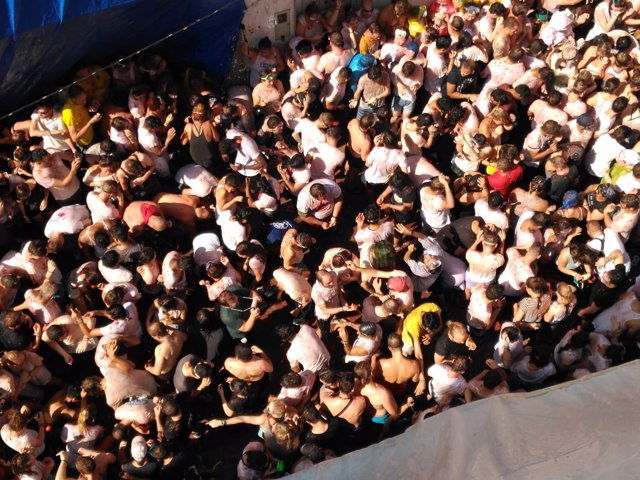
[354,360,398,438]
[317,32,353,77]
[491,17,520,60]
[122,200,170,236]
[347,113,376,163]
[154,192,211,233]
[377,0,410,38]
[373,333,424,397]
[144,322,187,380]
[320,373,366,429]
[280,228,314,278]
[224,343,274,383]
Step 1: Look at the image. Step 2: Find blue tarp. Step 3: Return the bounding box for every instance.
[0,0,246,114]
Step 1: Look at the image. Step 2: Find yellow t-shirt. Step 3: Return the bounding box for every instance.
[400,303,441,347]
[61,100,93,147]
[77,68,110,103]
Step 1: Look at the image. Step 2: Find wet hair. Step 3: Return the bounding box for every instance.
[387,332,403,349]
[448,355,472,372]
[309,183,328,198]
[354,360,372,384]
[281,372,302,388]
[10,453,33,475]
[483,369,502,389]
[546,90,563,107]
[368,64,383,81]
[486,284,504,300]
[435,35,452,50]
[530,345,552,368]
[530,39,547,56]
[458,32,473,49]
[148,321,169,338]
[360,113,377,129]
[0,274,19,289]
[276,323,297,342]
[615,36,633,52]
[525,276,548,296]
[604,344,625,365]
[235,343,253,362]
[27,239,47,257]
[101,250,121,268]
[359,322,378,337]
[531,212,550,228]
[296,39,313,56]
[488,191,504,209]
[508,46,525,62]
[489,2,507,15]
[76,457,96,474]
[450,16,464,32]
[389,170,411,189]
[363,204,383,224]
[502,326,521,342]
[236,240,266,262]
[602,78,620,94]
[318,368,337,385]
[46,324,65,341]
[107,304,126,320]
[421,311,442,331]
[612,96,629,113]
[338,372,356,394]
[302,405,323,424]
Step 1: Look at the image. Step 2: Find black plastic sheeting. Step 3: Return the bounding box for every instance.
[0,0,245,115]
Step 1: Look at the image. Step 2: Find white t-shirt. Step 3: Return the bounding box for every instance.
[364,146,406,184]
[44,205,90,238]
[221,218,248,251]
[192,232,223,267]
[320,68,348,105]
[616,171,640,194]
[138,119,170,177]
[175,164,219,197]
[98,261,133,283]
[308,143,345,180]
[296,179,342,220]
[311,273,341,321]
[86,191,120,224]
[31,111,69,153]
[32,157,80,201]
[420,189,450,231]
[584,134,626,178]
[294,118,327,155]
[586,228,631,276]
[474,199,508,229]
[427,363,467,405]
[226,128,262,177]
[287,325,330,373]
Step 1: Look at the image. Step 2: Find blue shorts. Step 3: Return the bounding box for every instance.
[391,95,415,116]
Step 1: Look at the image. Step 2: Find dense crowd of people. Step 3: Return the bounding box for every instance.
[1,0,640,477]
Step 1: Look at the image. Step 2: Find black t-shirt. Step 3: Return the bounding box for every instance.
[436,216,481,253]
[0,321,32,351]
[391,186,417,223]
[589,281,625,309]
[173,354,203,394]
[304,417,340,449]
[122,460,159,478]
[444,67,478,98]
[435,332,470,359]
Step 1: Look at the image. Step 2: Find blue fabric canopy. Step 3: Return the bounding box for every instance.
[0,0,245,114]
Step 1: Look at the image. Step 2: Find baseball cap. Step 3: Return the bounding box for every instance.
[406,41,419,56]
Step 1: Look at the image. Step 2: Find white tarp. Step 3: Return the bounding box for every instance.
[291,361,640,480]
